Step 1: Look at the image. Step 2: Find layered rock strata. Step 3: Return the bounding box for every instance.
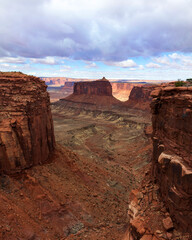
[125,85,157,111]
[73,77,112,96]
[151,86,192,232]
[0,72,55,174]
[111,83,143,101]
[61,81,74,90]
[60,77,121,109]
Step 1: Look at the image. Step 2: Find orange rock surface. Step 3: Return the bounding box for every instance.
[151,86,192,233]
[0,72,55,174]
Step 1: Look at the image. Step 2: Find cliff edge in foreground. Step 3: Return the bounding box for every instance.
[151,86,192,232]
[0,72,55,174]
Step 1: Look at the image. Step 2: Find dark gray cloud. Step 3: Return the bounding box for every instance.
[0,0,192,61]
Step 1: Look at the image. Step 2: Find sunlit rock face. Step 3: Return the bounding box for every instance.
[0,72,55,174]
[151,86,192,232]
[111,82,138,101]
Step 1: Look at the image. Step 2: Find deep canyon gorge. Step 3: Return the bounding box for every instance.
[0,73,191,240]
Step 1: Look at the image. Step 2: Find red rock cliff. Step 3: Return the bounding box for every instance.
[125,85,157,111]
[111,82,142,101]
[73,77,112,96]
[0,72,55,174]
[111,82,135,92]
[61,77,121,108]
[151,86,192,232]
[62,81,74,89]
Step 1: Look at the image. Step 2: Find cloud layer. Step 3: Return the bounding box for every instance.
[0,0,192,61]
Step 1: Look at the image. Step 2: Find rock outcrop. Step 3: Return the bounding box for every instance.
[41,77,96,86]
[41,77,67,86]
[0,72,55,174]
[73,77,112,96]
[111,82,143,101]
[61,81,74,91]
[125,85,157,111]
[151,86,192,233]
[59,77,121,110]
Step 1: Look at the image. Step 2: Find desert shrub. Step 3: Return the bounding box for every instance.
[186,78,192,83]
[175,80,186,87]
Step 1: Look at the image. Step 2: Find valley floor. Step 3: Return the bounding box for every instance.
[0,107,152,240]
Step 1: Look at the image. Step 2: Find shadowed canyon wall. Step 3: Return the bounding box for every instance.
[0,72,55,174]
[151,86,192,232]
[125,85,157,111]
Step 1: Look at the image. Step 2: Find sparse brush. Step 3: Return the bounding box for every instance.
[175,80,186,87]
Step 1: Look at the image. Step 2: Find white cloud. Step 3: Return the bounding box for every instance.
[30,57,58,65]
[139,65,144,70]
[106,59,137,68]
[146,62,161,68]
[153,56,170,65]
[0,57,26,64]
[85,62,97,68]
[169,53,180,60]
[168,52,192,66]
[1,0,192,61]
[59,65,71,71]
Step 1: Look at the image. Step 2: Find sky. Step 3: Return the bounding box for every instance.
[0,0,192,80]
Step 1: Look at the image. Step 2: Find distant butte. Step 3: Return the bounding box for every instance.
[59,77,121,109]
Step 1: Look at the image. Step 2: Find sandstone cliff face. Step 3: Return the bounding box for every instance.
[0,72,55,174]
[41,77,67,86]
[62,81,74,89]
[125,85,157,111]
[111,82,140,101]
[111,82,135,92]
[151,86,192,232]
[60,78,121,109]
[73,78,112,96]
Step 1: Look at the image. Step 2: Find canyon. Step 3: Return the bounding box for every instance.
[45,77,163,103]
[47,81,138,103]
[0,73,191,240]
[55,78,157,112]
[111,82,142,102]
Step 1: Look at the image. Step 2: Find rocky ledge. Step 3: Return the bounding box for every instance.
[0,72,55,174]
[151,86,192,233]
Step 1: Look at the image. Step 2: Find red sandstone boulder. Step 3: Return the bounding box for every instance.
[0,72,55,174]
[162,217,174,231]
[140,234,153,240]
